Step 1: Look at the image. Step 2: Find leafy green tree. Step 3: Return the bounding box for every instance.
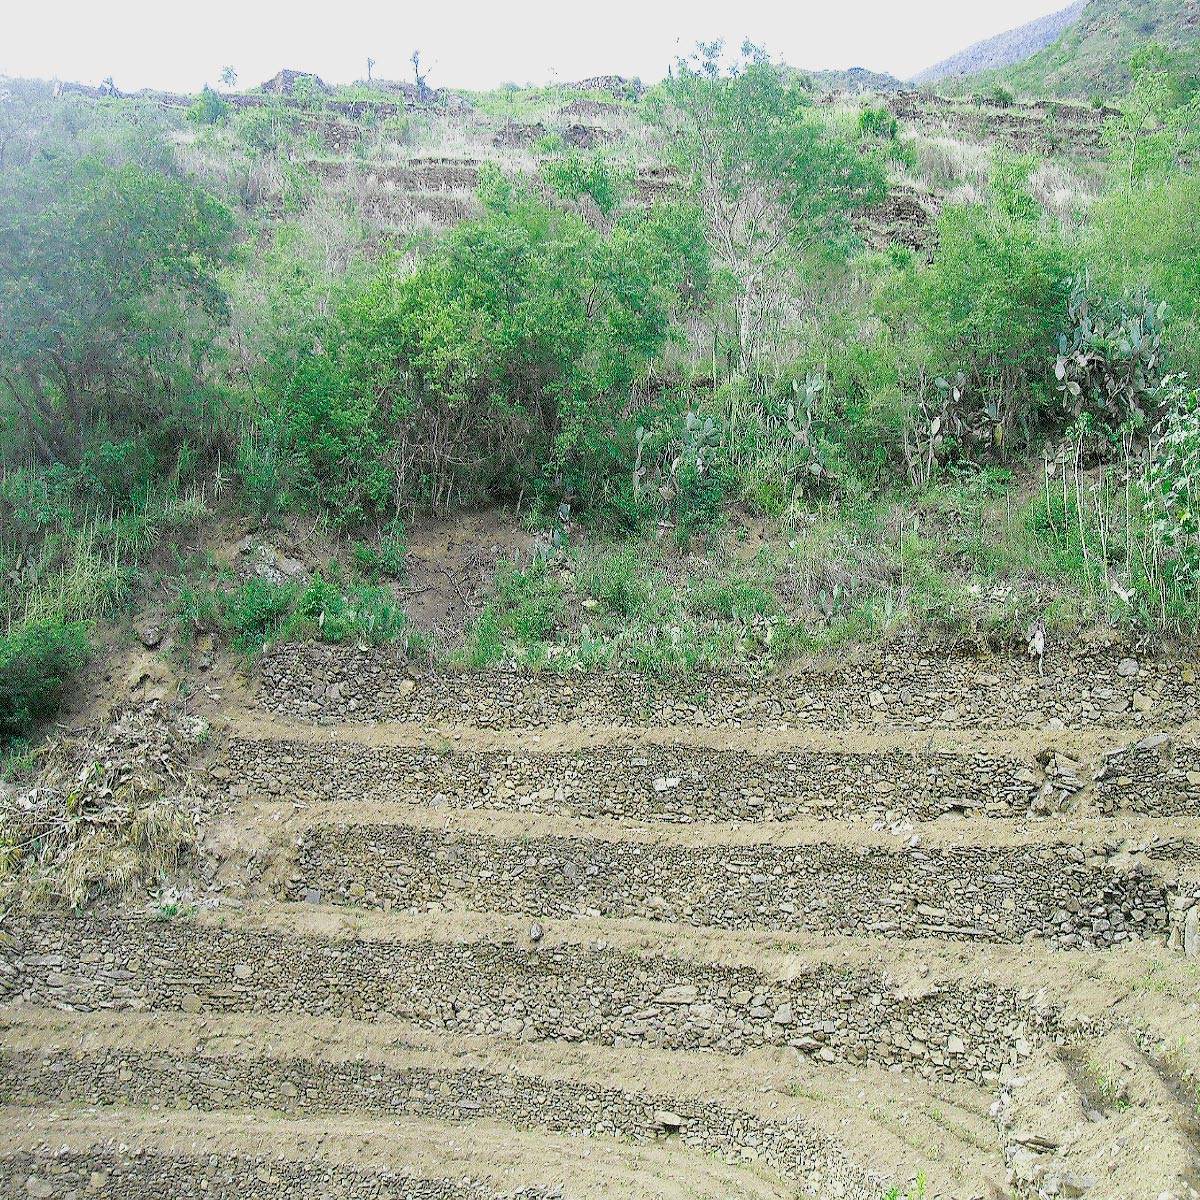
[1105,45,1200,187]
[188,85,228,125]
[1086,171,1200,373]
[0,79,52,172]
[220,65,238,90]
[262,169,706,517]
[649,41,886,372]
[542,151,630,218]
[0,157,234,464]
[886,157,1069,456]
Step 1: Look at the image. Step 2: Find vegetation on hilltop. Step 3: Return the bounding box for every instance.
[981,0,1200,99]
[2,37,1200,744]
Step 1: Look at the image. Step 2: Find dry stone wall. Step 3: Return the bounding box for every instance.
[0,918,1058,1083]
[1,1050,877,1194]
[2,1151,520,1200]
[258,645,1196,730]
[287,826,1174,948]
[1095,736,1200,816]
[222,736,1041,822]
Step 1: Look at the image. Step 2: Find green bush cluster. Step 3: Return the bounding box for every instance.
[220,568,411,655]
[0,621,91,744]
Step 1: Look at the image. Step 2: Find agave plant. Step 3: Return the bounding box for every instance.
[1056,275,1168,443]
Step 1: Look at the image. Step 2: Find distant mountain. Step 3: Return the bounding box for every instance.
[914,2,1087,84]
[1001,0,1200,97]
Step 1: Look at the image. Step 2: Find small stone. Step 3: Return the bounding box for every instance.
[180,993,203,1013]
[772,1003,793,1026]
[654,1110,684,1131]
[1132,692,1154,714]
[279,1081,298,1097]
[137,623,163,649]
[25,1180,53,1199]
[234,963,252,980]
[947,1035,967,1055]
[303,888,322,905]
[1117,657,1139,678]
[529,922,544,943]
[657,984,699,1005]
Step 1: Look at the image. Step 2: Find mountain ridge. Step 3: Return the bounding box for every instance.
[913,1,1087,84]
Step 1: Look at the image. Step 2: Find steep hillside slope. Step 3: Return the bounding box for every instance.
[1001,0,1200,96]
[914,1,1087,84]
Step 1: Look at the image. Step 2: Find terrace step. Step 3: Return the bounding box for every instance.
[0,913,1061,1084]
[0,1046,877,1194]
[222,732,1048,822]
[217,724,1200,821]
[285,822,1182,948]
[0,1007,999,1190]
[0,1106,797,1200]
[256,643,1197,730]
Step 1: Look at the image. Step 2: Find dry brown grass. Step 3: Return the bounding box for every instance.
[0,703,209,911]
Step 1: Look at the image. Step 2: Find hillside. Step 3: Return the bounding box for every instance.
[3,38,1200,1200]
[998,0,1200,96]
[913,1,1086,84]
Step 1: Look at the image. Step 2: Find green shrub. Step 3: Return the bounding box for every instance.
[1055,277,1168,444]
[892,164,1070,462]
[579,544,658,619]
[237,104,291,155]
[288,571,408,644]
[461,558,566,666]
[221,578,301,654]
[263,171,705,520]
[1086,173,1200,377]
[353,521,408,581]
[188,86,228,125]
[0,620,91,743]
[858,105,898,141]
[219,569,410,655]
[1145,380,1200,606]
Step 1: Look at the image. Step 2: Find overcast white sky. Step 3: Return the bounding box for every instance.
[3,0,1069,92]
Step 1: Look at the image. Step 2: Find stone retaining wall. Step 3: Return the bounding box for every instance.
[287,826,1173,949]
[1,1050,875,1194]
[222,737,1040,822]
[0,918,1057,1083]
[257,645,1195,730]
[2,1151,515,1200]
[1095,736,1200,817]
